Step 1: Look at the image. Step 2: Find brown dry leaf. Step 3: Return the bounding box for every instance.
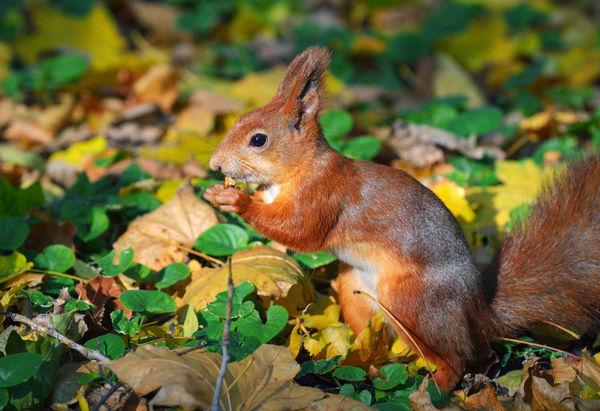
[129,1,190,42]
[176,246,314,312]
[551,357,578,385]
[133,64,180,112]
[113,181,218,270]
[109,343,367,410]
[75,276,131,319]
[409,377,460,411]
[530,376,575,411]
[4,121,53,146]
[460,385,504,410]
[386,120,504,169]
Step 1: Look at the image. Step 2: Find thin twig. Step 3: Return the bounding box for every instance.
[1,312,110,363]
[139,230,224,266]
[211,258,234,411]
[499,337,582,359]
[90,382,124,411]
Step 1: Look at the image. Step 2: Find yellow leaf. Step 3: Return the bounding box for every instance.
[0,251,34,282]
[323,324,352,359]
[155,179,184,203]
[288,323,303,359]
[442,16,519,72]
[228,7,266,42]
[390,336,413,359]
[302,293,340,331]
[181,305,199,338]
[232,67,285,107]
[347,312,391,365]
[469,160,550,229]
[15,5,126,71]
[137,129,223,168]
[433,54,485,108]
[433,181,476,224]
[176,247,314,313]
[49,136,107,167]
[304,334,326,357]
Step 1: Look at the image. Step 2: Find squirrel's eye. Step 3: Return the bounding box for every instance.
[249,133,268,148]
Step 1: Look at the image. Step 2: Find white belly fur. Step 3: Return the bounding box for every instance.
[334,246,379,300]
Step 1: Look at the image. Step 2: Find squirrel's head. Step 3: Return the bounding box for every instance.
[209,47,330,187]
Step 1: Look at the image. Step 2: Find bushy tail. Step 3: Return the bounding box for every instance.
[488,155,600,339]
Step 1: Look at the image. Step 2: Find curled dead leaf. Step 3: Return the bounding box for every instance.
[175,246,314,313]
[113,181,218,270]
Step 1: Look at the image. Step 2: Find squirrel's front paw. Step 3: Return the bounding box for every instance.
[204,184,251,214]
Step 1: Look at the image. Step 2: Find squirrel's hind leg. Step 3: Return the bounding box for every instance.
[332,264,377,333]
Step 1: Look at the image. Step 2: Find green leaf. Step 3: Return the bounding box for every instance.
[0,251,32,280]
[0,387,8,409]
[0,352,43,388]
[64,299,95,314]
[195,224,249,256]
[373,363,409,391]
[84,334,125,360]
[21,290,53,308]
[96,248,134,277]
[332,365,367,382]
[0,179,43,218]
[320,109,353,142]
[446,107,503,137]
[339,383,372,405]
[34,244,75,273]
[155,263,190,289]
[342,135,381,160]
[0,217,29,250]
[533,136,578,165]
[111,310,143,336]
[296,356,342,378]
[120,290,176,314]
[79,206,109,242]
[293,251,337,268]
[237,305,288,344]
[427,380,450,408]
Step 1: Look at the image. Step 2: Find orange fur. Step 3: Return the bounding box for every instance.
[206,47,600,391]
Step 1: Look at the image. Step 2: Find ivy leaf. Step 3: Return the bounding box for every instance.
[0,352,43,388]
[96,247,134,277]
[120,290,176,315]
[195,223,249,256]
[155,263,190,290]
[446,107,503,137]
[342,135,381,160]
[34,244,75,273]
[296,356,342,378]
[84,334,125,360]
[111,310,143,336]
[332,365,367,382]
[320,109,353,142]
[0,217,29,250]
[373,364,409,391]
[293,251,337,268]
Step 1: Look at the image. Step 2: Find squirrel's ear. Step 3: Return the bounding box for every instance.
[276,47,330,128]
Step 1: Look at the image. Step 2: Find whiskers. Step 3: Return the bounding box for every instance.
[231,158,271,185]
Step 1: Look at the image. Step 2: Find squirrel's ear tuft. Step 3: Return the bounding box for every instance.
[276,47,330,127]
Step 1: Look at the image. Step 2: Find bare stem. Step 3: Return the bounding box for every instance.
[2,312,110,363]
[211,258,234,411]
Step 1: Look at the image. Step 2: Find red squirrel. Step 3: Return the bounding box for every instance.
[204,47,600,390]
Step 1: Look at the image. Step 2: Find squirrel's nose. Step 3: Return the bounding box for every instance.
[209,155,222,172]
